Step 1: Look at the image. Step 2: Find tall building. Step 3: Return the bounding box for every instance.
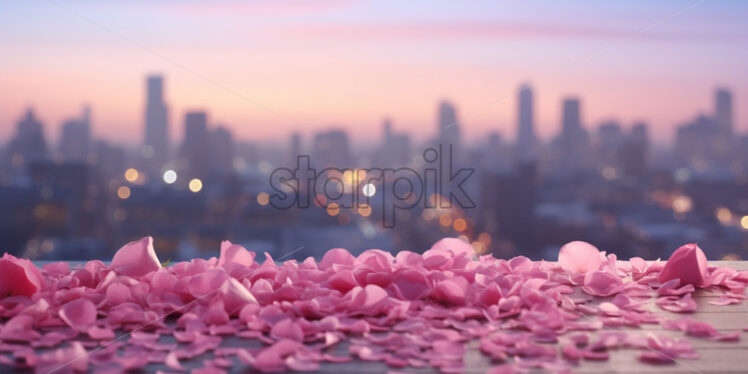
[516,84,534,162]
[380,118,411,167]
[556,97,590,174]
[675,114,714,167]
[437,100,460,148]
[6,108,49,167]
[621,122,649,178]
[715,87,733,135]
[313,129,350,168]
[143,75,169,174]
[289,132,302,166]
[597,120,623,168]
[181,111,209,179]
[209,125,235,175]
[59,106,91,162]
[562,98,581,135]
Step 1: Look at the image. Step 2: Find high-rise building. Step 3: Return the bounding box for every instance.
[715,87,733,135]
[59,106,91,162]
[181,111,209,179]
[562,98,581,135]
[313,129,350,168]
[597,120,623,168]
[143,75,169,174]
[437,100,460,148]
[556,97,590,174]
[209,125,234,175]
[6,108,49,167]
[516,84,534,162]
[289,132,302,166]
[675,114,713,167]
[380,118,411,167]
[621,122,649,178]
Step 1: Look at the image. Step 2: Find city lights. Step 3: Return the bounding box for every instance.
[117,186,131,199]
[439,214,453,227]
[188,178,203,193]
[326,203,340,216]
[257,192,270,206]
[124,168,139,182]
[453,218,467,232]
[358,204,372,217]
[672,195,693,214]
[362,183,376,197]
[163,170,177,184]
[715,207,732,225]
[741,215,748,230]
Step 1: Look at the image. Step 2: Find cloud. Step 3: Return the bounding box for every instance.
[281,20,741,43]
[103,0,358,16]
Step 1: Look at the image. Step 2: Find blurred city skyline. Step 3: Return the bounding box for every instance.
[2,1,748,145]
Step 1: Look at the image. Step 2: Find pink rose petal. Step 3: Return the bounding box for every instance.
[658,243,708,287]
[319,248,356,270]
[165,351,185,371]
[270,318,304,342]
[558,241,603,274]
[59,298,97,329]
[583,270,623,297]
[0,253,45,297]
[109,236,161,277]
[218,240,255,267]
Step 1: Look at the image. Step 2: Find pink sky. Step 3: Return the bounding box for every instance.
[0,1,746,146]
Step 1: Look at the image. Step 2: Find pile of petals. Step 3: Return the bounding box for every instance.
[0,237,747,373]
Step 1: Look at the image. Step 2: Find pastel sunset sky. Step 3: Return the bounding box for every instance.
[1,0,747,146]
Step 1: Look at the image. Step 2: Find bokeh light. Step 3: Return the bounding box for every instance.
[362,183,376,197]
[453,218,467,232]
[117,186,131,199]
[257,192,270,206]
[163,170,177,184]
[358,204,372,217]
[124,168,139,182]
[326,203,340,216]
[188,178,203,193]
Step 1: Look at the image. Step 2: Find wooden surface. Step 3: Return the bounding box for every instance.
[3,261,747,373]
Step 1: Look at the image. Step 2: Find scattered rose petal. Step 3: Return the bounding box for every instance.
[0,253,44,297]
[109,236,161,277]
[0,239,745,373]
[558,241,603,273]
[583,270,623,297]
[658,243,708,287]
[59,298,97,329]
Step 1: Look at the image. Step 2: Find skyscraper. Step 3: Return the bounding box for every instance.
[59,106,91,162]
[209,125,235,175]
[556,97,590,174]
[143,75,169,174]
[562,98,581,135]
[621,122,649,178]
[6,108,49,167]
[437,100,460,148]
[181,111,209,179]
[289,132,302,166]
[597,120,623,169]
[516,84,535,162]
[313,129,350,168]
[380,118,411,167]
[715,87,733,135]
